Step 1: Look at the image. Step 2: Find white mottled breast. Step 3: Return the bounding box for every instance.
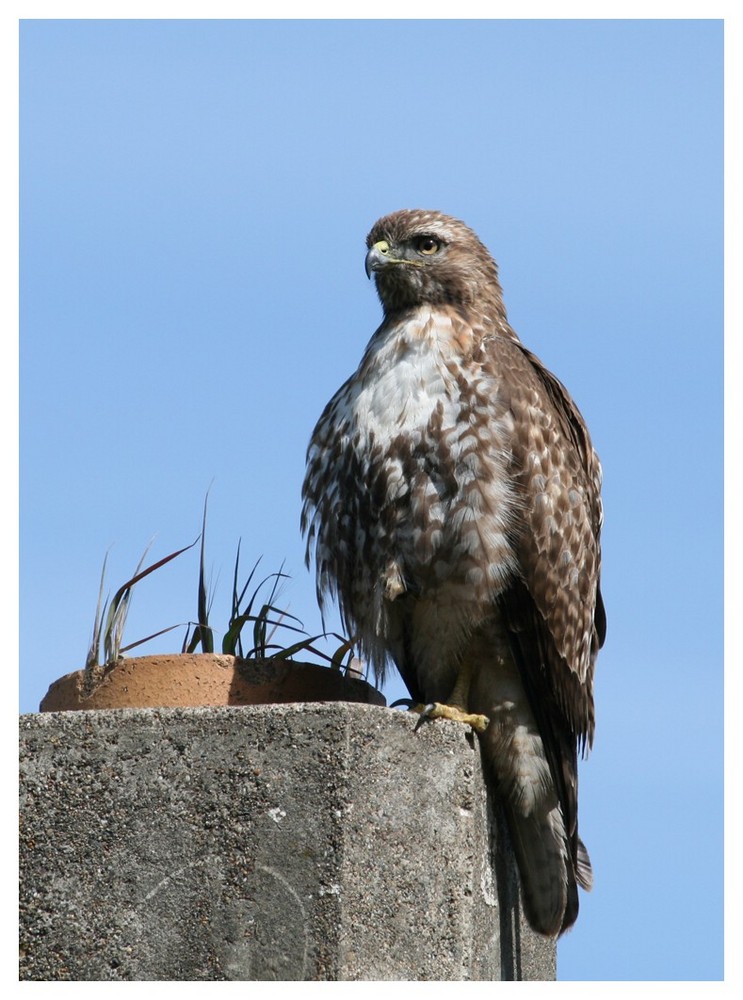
[350,307,453,449]
[327,308,516,593]
[302,304,524,684]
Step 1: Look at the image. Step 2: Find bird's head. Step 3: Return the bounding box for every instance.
[365,209,505,317]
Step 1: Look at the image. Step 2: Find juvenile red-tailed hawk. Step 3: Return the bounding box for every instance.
[301,209,605,936]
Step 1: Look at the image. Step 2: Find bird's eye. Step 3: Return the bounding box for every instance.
[416,236,440,256]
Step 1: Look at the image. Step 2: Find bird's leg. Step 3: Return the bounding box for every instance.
[414,661,489,733]
[382,562,406,602]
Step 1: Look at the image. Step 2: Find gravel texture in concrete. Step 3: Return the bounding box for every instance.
[19,703,556,981]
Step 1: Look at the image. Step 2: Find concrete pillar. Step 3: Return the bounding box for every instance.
[19,704,555,981]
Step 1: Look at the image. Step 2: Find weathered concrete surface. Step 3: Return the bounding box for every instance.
[19,704,556,981]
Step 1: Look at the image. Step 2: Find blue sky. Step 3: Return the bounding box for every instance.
[19,19,724,981]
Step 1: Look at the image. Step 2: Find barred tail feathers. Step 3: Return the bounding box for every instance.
[467,646,583,937]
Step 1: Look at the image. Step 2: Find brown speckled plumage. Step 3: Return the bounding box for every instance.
[301,209,605,936]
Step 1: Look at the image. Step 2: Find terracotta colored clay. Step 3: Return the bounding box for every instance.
[39,654,386,712]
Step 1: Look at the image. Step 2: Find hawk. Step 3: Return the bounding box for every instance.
[301,209,605,937]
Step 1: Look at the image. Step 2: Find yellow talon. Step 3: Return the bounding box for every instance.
[413,702,490,734]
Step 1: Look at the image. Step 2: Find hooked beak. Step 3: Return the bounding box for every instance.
[365,239,392,279]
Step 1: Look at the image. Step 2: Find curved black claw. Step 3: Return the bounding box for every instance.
[390,698,417,710]
[413,703,437,732]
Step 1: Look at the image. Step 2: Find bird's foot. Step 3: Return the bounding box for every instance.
[413,702,489,734]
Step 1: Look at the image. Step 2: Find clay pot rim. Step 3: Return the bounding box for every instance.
[39,652,387,713]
